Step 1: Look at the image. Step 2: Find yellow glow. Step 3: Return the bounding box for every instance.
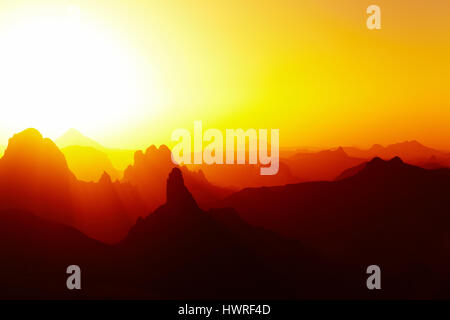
[0,3,161,139]
[0,1,449,150]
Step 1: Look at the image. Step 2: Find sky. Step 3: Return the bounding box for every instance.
[0,0,449,150]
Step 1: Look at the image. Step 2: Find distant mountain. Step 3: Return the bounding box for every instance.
[334,160,368,181]
[0,129,78,225]
[415,155,449,170]
[188,160,298,189]
[55,128,104,149]
[55,128,135,172]
[123,145,233,211]
[222,156,450,247]
[2,148,450,298]
[62,145,120,182]
[0,128,238,243]
[220,157,450,298]
[279,146,323,159]
[342,140,446,162]
[0,129,147,244]
[285,147,366,181]
[336,155,450,181]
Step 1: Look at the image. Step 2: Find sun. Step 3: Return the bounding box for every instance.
[0,4,149,139]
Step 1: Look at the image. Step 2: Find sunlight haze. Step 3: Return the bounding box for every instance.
[0,0,449,150]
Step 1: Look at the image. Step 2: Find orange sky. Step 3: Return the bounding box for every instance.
[0,0,449,150]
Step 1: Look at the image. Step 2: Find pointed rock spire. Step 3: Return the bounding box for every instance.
[166,168,198,209]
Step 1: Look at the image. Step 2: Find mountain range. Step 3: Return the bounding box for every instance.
[52,130,450,185]
[0,167,348,299]
[342,140,450,164]
[219,157,450,298]
[0,129,230,243]
[284,147,366,181]
[1,128,450,298]
[56,128,135,175]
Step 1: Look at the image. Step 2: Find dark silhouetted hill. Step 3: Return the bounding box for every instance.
[220,157,450,298]
[0,208,113,299]
[0,168,350,299]
[3,130,450,298]
[119,168,344,299]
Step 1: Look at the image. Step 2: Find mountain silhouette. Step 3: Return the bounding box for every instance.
[123,145,233,211]
[62,145,120,182]
[0,168,344,299]
[285,147,366,181]
[0,208,111,298]
[335,156,417,180]
[0,129,146,243]
[56,128,135,172]
[415,155,449,170]
[0,129,77,225]
[2,144,450,298]
[220,157,450,298]
[188,160,297,189]
[2,129,450,298]
[55,128,104,149]
[342,141,445,163]
[334,161,367,180]
[0,129,234,243]
[166,168,198,209]
[119,167,340,299]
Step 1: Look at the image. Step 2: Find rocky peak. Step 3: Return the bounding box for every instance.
[166,168,198,209]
